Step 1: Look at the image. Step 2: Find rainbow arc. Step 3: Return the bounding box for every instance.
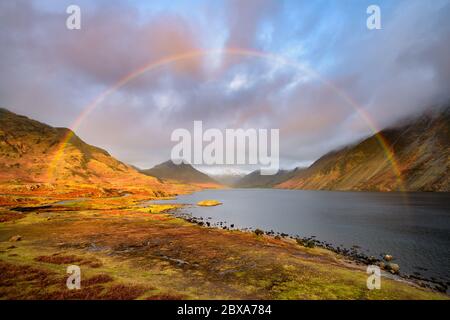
[47,48,405,191]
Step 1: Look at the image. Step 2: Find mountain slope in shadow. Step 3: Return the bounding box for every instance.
[233,169,298,188]
[141,160,222,187]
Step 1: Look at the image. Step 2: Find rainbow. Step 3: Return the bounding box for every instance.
[47,48,404,190]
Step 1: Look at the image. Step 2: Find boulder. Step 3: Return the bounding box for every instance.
[386,263,400,274]
[254,229,264,236]
[383,254,393,261]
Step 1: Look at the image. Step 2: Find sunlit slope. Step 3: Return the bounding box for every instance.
[277,108,449,191]
[0,108,187,194]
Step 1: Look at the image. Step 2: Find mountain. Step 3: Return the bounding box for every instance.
[141,160,222,187]
[0,108,181,194]
[204,168,247,186]
[234,169,298,188]
[277,107,450,192]
[211,174,246,187]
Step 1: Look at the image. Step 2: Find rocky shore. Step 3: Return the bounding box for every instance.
[171,206,449,295]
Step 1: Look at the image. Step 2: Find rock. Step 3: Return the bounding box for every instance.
[377,262,386,269]
[383,254,393,261]
[295,238,315,248]
[9,235,22,242]
[305,240,315,248]
[254,229,264,236]
[386,263,400,274]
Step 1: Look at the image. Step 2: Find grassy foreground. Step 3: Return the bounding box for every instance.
[0,194,447,300]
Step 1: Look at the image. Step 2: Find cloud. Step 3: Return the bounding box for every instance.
[224,0,280,49]
[227,73,251,93]
[0,0,449,172]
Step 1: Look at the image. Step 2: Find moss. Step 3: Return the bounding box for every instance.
[197,200,222,207]
[0,198,447,300]
[147,204,181,214]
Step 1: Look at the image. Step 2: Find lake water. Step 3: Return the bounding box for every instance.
[151,189,450,286]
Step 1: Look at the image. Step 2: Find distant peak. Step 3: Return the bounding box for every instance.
[161,159,192,167]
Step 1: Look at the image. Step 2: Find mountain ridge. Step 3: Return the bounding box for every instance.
[0,108,187,195]
[276,107,450,191]
[1,106,448,193]
[233,168,298,188]
[141,160,222,187]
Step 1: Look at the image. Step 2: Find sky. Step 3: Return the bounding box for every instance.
[1,0,449,174]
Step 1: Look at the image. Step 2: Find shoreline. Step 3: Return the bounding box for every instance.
[161,202,449,295]
[1,191,448,300]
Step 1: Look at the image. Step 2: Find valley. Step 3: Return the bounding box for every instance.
[0,107,449,300]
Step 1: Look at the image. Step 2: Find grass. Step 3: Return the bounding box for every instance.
[197,200,222,207]
[34,254,102,268]
[0,193,447,300]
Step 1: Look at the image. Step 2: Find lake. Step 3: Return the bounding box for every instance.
[151,189,450,287]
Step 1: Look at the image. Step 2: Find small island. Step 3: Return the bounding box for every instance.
[197,200,222,207]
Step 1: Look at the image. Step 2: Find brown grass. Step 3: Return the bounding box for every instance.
[43,284,146,300]
[34,254,102,268]
[37,286,106,300]
[82,274,114,286]
[0,261,60,296]
[146,293,186,300]
[0,210,24,222]
[100,284,147,300]
[1,197,447,300]
[0,261,148,300]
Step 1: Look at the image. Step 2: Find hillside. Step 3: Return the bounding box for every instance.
[211,174,245,187]
[141,160,222,187]
[0,108,184,195]
[277,107,450,192]
[234,169,298,188]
